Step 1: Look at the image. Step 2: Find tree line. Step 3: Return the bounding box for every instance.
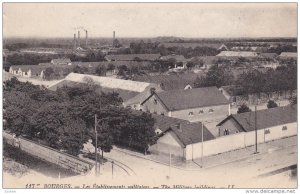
[3,78,157,157]
[194,64,297,95]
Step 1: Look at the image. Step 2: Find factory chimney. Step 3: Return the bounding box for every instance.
[73,33,77,49]
[77,30,81,46]
[113,31,115,47]
[85,30,88,48]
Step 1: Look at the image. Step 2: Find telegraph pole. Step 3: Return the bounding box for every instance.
[111,161,114,179]
[254,105,258,154]
[201,121,204,168]
[95,114,98,176]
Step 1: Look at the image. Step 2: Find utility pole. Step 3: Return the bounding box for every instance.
[95,114,98,176]
[254,105,258,154]
[201,121,204,168]
[169,151,171,178]
[111,161,114,179]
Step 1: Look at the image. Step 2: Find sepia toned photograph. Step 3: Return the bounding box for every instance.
[1,2,298,191]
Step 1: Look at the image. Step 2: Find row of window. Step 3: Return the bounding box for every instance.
[188,109,214,116]
[264,126,288,134]
[223,125,288,136]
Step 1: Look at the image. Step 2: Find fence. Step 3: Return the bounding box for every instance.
[3,131,94,174]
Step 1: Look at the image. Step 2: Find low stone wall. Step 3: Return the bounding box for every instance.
[3,131,93,174]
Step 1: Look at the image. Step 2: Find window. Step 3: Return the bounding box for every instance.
[224,129,230,136]
[282,126,287,131]
[188,112,194,116]
[161,113,165,116]
[24,72,27,75]
[199,110,204,114]
[153,99,157,104]
[264,129,270,134]
[208,109,214,113]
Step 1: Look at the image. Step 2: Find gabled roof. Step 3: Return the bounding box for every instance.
[279,52,297,58]
[217,51,258,57]
[105,54,161,61]
[159,42,226,50]
[217,105,297,132]
[142,86,229,111]
[51,58,71,64]
[159,55,188,62]
[151,114,215,145]
[259,53,278,58]
[132,73,199,91]
[64,72,156,93]
[10,65,47,75]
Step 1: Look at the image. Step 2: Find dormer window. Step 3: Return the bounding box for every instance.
[208,109,214,113]
[188,112,194,116]
[199,110,204,114]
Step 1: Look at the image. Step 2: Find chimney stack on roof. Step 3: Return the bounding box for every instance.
[176,123,182,132]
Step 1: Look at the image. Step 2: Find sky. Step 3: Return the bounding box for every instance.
[3,3,298,38]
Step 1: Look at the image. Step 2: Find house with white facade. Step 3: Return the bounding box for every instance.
[217,105,297,139]
[140,86,230,122]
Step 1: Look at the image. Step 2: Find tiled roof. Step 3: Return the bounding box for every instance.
[10,65,48,76]
[151,114,215,145]
[150,87,229,111]
[217,51,258,57]
[105,54,161,61]
[279,52,297,58]
[51,58,71,64]
[64,72,154,93]
[159,55,188,62]
[259,53,278,58]
[159,42,225,50]
[217,105,297,132]
[133,73,199,91]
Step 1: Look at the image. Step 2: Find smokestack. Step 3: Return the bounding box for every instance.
[77,30,80,46]
[73,33,77,49]
[113,31,115,47]
[85,30,88,48]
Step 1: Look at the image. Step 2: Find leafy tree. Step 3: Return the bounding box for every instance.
[107,63,115,74]
[289,95,297,105]
[95,65,106,76]
[117,65,128,76]
[267,100,278,109]
[92,121,114,159]
[43,67,55,80]
[194,65,234,88]
[237,104,252,114]
[73,65,86,74]
[113,39,122,48]
[58,118,88,156]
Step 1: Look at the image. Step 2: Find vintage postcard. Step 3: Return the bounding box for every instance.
[1,2,298,192]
